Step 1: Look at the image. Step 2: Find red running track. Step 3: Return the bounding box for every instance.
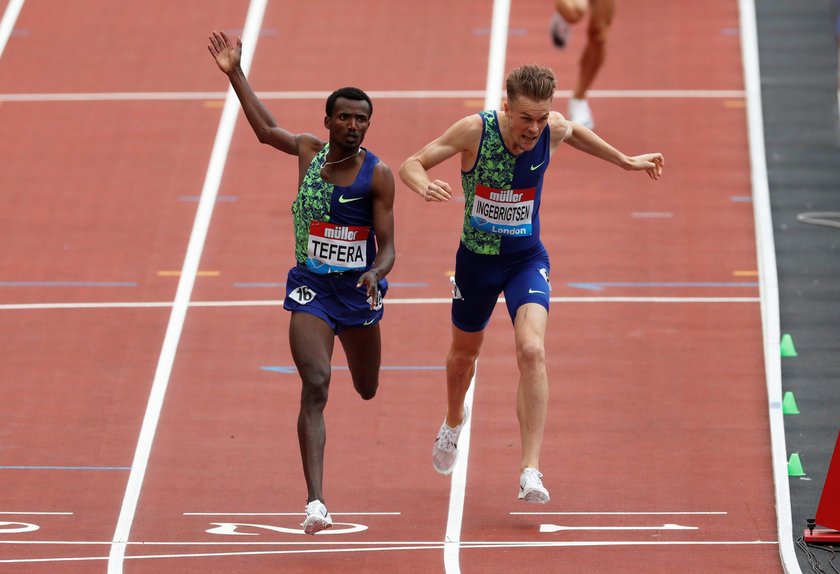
[0,0,782,572]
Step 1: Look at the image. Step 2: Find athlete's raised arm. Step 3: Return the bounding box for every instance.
[208,30,321,159]
[399,114,483,203]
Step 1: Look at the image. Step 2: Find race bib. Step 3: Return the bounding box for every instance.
[288,285,317,305]
[470,184,535,236]
[306,221,370,274]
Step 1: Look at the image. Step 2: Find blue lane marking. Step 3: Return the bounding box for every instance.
[0,281,137,287]
[730,196,753,202]
[262,365,445,374]
[0,466,131,470]
[568,282,759,291]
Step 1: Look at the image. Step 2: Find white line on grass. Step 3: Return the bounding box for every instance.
[105,2,268,572]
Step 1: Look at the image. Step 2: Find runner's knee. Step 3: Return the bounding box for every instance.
[448,346,480,375]
[516,339,546,371]
[586,17,612,45]
[300,367,331,408]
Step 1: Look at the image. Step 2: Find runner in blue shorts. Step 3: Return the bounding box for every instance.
[400,64,662,503]
[209,31,395,534]
[452,242,551,333]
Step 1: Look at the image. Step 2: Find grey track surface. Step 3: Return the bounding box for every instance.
[755,0,840,571]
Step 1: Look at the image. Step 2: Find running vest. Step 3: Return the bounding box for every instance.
[460,111,550,255]
[291,145,380,274]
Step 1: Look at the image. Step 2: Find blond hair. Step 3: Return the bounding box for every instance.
[505,65,556,103]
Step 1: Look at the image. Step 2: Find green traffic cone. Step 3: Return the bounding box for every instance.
[788,452,805,477]
[780,333,798,357]
[782,391,800,415]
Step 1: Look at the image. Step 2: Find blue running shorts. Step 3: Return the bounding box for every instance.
[283,265,387,333]
[450,242,551,332]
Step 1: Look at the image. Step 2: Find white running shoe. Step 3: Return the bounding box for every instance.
[518,468,550,504]
[302,500,332,535]
[550,12,570,48]
[569,98,595,129]
[432,406,470,475]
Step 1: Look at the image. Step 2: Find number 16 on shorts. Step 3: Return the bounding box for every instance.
[289,285,317,305]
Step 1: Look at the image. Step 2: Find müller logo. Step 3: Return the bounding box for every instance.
[488,189,524,203]
[323,226,358,241]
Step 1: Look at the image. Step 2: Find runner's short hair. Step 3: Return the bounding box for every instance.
[326,87,373,118]
[505,65,556,103]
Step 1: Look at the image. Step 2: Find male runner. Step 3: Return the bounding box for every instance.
[399,64,662,503]
[208,30,395,533]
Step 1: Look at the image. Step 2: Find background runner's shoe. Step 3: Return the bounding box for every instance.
[302,500,332,535]
[569,98,595,129]
[432,406,470,475]
[518,468,550,504]
[550,12,570,48]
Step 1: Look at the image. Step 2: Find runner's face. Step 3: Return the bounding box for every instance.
[505,96,551,152]
[326,98,371,150]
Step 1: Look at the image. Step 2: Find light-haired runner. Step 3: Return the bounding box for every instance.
[399,64,662,503]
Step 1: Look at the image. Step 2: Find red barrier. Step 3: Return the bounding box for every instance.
[805,430,840,543]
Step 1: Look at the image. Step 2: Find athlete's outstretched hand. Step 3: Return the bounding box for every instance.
[626,153,664,180]
[208,30,241,74]
[357,272,381,310]
[424,179,453,203]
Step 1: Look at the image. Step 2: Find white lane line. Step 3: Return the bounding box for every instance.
[0,0,24,62]
[0,539,780,564]
[737,1,800,574]
[513,511,728,515]
[0,538,774,547]
[105,2,268,572]
[540,523,698,532]
[0,297,761,311]
[0,89,746,103]
[0,512,73,515]
[443,379,476,572]
[183,512,402,516]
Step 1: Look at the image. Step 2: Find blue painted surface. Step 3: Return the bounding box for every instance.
[0,281,137,287]
[568,281,759,291]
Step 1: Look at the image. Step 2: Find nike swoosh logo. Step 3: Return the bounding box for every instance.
[363,318,376,326]
[338,194,363,203]
[530,161,546,171]
[528,289,546,294]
